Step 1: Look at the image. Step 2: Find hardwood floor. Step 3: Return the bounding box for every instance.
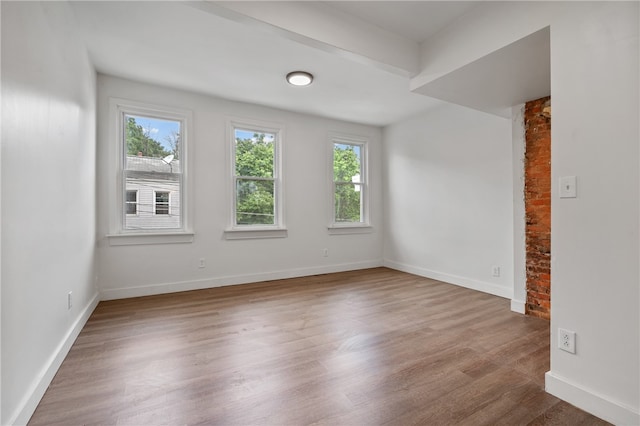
[29,268,608,425]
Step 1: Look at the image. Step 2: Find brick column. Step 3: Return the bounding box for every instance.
[524,96,551,320]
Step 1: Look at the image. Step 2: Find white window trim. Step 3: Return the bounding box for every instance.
[224,117,286,240]
[106,98,193,245]
[328,133,372,234]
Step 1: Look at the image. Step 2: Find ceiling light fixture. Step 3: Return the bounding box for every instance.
[286,71,313,86]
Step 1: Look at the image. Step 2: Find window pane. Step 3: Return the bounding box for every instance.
[125,114,181,160]
[236,178,275,225]
[124,174,180,229]
[334,182,362,222]
[235,129,275,178]
[125,191,137,215]
[155,192,170,215]
[123,113,182,230]
[334,143,361,181]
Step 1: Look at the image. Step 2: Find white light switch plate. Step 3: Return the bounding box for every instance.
[559,176,577,198]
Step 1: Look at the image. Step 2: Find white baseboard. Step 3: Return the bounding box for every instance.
[100,260,383,300]
[510,298,526,314]
[9,292,100,426]
[383,259,513,299]
[545,371,640,425]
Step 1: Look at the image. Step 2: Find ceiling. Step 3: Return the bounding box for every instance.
[325,1,477,43]
[415,27,551,118]
[69,1,549,127]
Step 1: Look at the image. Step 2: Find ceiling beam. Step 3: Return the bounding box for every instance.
[186,1,420,78]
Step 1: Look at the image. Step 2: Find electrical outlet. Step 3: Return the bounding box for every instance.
[322,248,329,257]
[67,291,73,310]
[198,258,206,269]
[492,266,501,277]
[558,328,576,354]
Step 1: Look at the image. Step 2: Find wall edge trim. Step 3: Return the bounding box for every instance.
[9,292,101,426]
[383,259,513,299]
[510,299,526,314]
[100,260,384,301]
[545,371,640,425]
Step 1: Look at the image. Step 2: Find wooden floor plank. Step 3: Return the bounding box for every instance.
[29,268,607,425]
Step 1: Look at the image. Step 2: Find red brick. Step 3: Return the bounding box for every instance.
[524,96,551,320]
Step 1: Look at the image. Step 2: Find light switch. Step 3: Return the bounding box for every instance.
[559,176,577,198]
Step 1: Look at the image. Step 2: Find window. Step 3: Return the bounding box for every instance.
[122,112,182,231]
[230,124,282,229]
[331,136,368,227]
[108,99,192,245]
[125,190,138,215]
[154,191,170,215]
[110,99,192,238]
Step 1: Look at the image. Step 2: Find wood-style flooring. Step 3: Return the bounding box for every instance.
[29,268,608,425]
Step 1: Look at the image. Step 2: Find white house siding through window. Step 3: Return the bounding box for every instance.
[124,155,181,230]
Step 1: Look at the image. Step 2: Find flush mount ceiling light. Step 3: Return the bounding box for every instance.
[286,71,313,86]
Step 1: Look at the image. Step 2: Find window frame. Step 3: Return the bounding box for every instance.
[328,134,371,232]
[225,118,286,239]
[107,98,193,246]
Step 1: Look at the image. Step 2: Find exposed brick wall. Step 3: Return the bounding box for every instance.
[524,96,551,320]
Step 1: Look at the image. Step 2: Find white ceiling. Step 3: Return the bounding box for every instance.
[325,1,477,43]
[68,1,549,127]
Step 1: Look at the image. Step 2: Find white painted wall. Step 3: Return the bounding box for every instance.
[548,4,638,423]
[1,2,99,425]
[411,2,639,423]
[96,75,383,300]
[382,103,514,299]
[511,104,526,314]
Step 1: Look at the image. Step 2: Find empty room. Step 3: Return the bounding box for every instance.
[2,1,638,425]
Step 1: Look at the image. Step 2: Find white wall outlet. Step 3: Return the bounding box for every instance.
[558,328,576,354]
[67,291,73,310]
[198,258,206,268]
[322,248,329,257]
[492,266,501,277]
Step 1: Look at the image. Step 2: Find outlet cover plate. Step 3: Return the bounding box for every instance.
[558,328,576,354]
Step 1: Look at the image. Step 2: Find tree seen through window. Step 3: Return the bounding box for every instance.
[234,130,276,225]
[333,143,363,223]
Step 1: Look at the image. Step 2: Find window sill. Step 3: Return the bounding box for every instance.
[224,227,288,240]
[328,224,373,235]
[107,232,194,246]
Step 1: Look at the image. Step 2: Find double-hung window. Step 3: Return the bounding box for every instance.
[227,121,284,237]
[331,136,369,228]
[110,99,191,244]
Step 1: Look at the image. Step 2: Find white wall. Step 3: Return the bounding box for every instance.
[511,104,526,313]
[383,103,514,299]
[96,75,383,300]
[411,2,639,424]
[548,4,638,422]
[1,2,99,425]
